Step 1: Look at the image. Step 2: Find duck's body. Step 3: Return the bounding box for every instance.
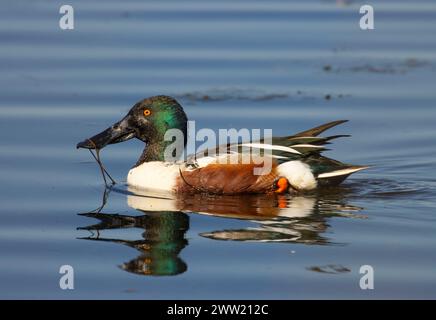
[127,159,322,194]
[78,95,368,194]
[127,159,295,194]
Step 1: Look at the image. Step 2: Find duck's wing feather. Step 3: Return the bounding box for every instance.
[292,120,349,137]
[186,120,350,166]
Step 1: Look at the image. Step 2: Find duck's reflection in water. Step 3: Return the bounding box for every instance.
[78,186,364,276]
[78,210,189,276]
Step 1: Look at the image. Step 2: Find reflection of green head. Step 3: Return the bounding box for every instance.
[121,254,187,276]
[121,212,189,276]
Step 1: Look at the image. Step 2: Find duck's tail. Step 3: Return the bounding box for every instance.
[287,120,370,187]
[316,165,370,187]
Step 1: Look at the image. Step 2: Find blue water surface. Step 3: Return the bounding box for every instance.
[0,0,435,299]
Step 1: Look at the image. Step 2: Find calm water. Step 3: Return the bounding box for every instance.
[1,0,436,299]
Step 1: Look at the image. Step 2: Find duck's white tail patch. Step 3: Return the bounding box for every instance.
[317,166,369,179]
[277,161,317,191]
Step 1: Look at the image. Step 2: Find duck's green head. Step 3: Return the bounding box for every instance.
[77,95,188,162]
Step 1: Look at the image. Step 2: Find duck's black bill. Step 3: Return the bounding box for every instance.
[76,116,136,150]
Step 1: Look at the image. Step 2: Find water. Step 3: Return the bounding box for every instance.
[1,0,435,299]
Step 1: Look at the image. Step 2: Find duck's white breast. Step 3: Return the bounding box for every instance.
[127,161,180,192]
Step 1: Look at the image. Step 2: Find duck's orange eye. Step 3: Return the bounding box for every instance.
[143,109,151,116]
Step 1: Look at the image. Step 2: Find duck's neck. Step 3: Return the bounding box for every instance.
[135,142,168,165]
[135,129,187,166]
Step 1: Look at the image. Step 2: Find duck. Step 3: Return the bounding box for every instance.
[77,95,368,194]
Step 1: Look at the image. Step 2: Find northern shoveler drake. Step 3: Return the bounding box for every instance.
[77,95,368,194]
